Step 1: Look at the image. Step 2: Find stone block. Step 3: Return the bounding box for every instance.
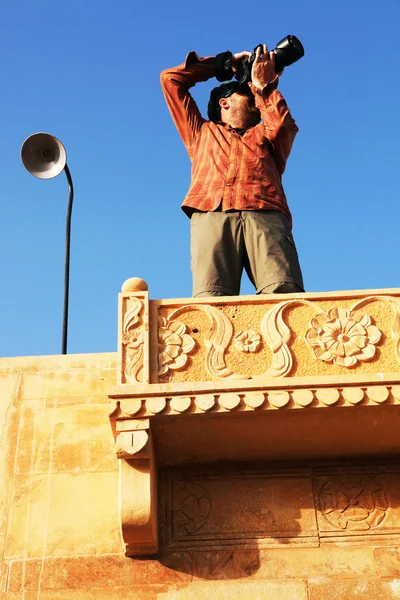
[13,396,117,475]
[0,587,172,599]
[4,472,121,559]
[21,370,111,400]
[157,580,309,599]
[308,578,400,599]
[0,562,10,593]
[192,547,377,580]
[21,357,116,400]
[375,548,400,577]
[0,354,117,375]
[0,374,23,560]
[7,554,192,591]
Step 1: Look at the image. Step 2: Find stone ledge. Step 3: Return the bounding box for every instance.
[110,377,400,418]
[110,369,400,465]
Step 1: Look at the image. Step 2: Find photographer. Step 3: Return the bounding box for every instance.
[160,44,304,297]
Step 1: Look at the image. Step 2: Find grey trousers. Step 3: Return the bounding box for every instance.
[190,210,304,297]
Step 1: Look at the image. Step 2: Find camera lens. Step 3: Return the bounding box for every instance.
[274,35,304,73]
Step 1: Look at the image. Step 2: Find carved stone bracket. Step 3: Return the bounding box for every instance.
[114,419,158,556]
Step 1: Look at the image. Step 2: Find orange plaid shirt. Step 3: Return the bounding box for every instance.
[160,52,298,225]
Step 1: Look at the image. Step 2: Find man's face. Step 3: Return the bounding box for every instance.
[228,91,261,126]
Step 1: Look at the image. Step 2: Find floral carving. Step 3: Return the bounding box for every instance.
[122,297,145,383]
[122,330,144,352]
[158,317,196,376]
[319,475,388,531]
[259,296,400,378]
[306,308,381,367]
[234,330,261,353]
[158,305,247,381]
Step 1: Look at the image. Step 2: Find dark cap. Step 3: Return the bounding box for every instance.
[207,81,252,122]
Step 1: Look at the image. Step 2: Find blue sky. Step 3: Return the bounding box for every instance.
[0,0,399,357]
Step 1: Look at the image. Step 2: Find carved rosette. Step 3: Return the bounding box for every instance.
[158,317,196,376]
[234,330,261,353]
[319,475,388,531]
[305,308,381,367]
[121,297,145,383]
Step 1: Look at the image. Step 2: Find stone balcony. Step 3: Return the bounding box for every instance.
[108,281,400,559]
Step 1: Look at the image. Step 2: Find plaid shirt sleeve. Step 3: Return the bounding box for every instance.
[160,52,215,160]
[250,79,299,175]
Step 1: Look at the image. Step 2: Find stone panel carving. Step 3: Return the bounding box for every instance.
[313,470,400,544]
[118,291,400,384]
[158,305,247,381]
[158,467,400,552]
[260,296,400,378]
[318,475,388,531]
[162,468,318,550]
[121,296,145,384]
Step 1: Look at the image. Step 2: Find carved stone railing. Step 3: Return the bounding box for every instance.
[109,279,400,556]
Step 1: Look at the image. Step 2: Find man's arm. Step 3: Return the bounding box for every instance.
[160,52,215,159]
[249,44,299,175]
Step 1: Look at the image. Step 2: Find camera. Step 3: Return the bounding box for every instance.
[234,36,304,85]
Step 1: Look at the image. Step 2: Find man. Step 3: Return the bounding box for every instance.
[160,45,304,297]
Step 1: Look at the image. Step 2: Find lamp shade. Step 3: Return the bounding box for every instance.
[21,132,66,179]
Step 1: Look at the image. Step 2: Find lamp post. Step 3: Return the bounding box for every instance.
[21,133,74,355]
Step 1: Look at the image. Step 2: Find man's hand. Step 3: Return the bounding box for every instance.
[231,51,251,74]
[251,44,277,90]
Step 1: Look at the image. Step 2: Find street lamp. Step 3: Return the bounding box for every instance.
[21,133,74,355]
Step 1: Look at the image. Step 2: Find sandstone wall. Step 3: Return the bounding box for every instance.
[1,332,400,597]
